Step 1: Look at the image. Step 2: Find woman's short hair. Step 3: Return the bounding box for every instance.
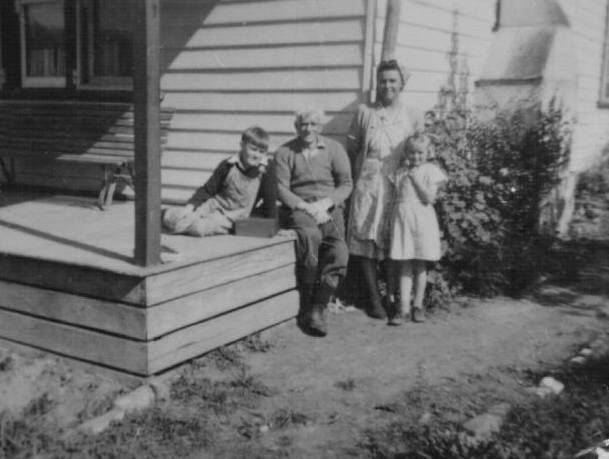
[242,126,270,151]
[376,59,410,89]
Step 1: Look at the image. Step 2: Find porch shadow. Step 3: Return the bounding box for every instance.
[0,219,131,263]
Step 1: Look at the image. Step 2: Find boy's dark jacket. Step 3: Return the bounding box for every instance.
[186,157,278,219]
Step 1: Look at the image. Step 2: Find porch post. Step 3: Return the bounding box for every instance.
[133,0,161,266]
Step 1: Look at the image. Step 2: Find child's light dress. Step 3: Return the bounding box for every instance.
[347,102,420,259]
[389,162,446,261]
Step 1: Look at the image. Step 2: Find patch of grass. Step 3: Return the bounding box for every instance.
[170,368,273,416]
[206,345,246,371]
[229,367,274,398]
[240,333,274,353]
[0,356,14,372]
[270,408,311,430]
[360,354,609,459]
[0,410,54,459]
[57,407,214,459]
[335,379,356,391]
[22,393,55,418]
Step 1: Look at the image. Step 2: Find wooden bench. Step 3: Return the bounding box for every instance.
[0,101,173,209]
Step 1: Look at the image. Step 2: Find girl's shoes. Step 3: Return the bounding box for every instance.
[411,307,426,323]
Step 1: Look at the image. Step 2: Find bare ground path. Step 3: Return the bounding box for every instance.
[203,284,608,458]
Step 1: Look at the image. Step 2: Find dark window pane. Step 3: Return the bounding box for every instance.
[24,3,65,77]
[92,0,132,78]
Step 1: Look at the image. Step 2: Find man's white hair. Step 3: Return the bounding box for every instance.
[294,105,326,124]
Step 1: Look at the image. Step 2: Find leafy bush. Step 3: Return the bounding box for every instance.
[425,100,572,303]
[576,149,609,197]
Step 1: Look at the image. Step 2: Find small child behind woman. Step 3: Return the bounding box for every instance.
[385,132,446,325]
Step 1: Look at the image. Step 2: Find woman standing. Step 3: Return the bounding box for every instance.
[346,59,421,318]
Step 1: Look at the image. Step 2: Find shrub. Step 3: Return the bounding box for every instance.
[576,149,609,197]
[425,100,572,304]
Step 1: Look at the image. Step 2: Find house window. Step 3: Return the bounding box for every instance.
[16,0,132,90]
[77,0,133,89]
[18,0,66,88]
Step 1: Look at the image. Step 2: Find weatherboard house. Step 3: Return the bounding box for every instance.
[0,0,607,375]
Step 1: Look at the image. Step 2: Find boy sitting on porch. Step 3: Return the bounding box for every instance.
[162,126,277,237]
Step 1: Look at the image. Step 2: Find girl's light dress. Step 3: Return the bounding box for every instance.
[389,162,446,261]
[347,102,420,260]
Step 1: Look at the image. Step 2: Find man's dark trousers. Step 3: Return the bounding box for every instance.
[284,206,349,308]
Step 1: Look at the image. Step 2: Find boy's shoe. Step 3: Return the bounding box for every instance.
[412,307,426,323]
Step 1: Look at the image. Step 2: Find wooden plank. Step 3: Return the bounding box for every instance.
[161,151,231,170]
[145,239,296,305]
[160,187,196,204]
[148,289,299,373]
[205,0,366,24]
[162,169,212,188]
[166,44,363,70]
[0,280,147,339]
[164,131,290,152]
[160,68,362,91]
[133,0,162,267]
[161,19,364,48]
[0,308,148,374]
[0,139,134,152]
[162,91,362,112]
[164,131,344,152]
[10,174,104,192]
[168,112,353,134]
[148,264,296,338]
[0,254,146,304]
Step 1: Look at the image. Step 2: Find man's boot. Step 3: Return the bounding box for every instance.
[305,281,334,337]
[297,283,315,330]
[308,303,327,337]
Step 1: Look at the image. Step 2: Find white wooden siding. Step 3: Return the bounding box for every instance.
[374,0,495,112]
[160,0,369,203]
[557,0,609,172]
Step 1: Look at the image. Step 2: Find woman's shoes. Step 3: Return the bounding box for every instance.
[386,300,404,326]
[367,299,387,319]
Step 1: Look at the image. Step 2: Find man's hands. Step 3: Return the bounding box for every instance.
[295,198,334,225]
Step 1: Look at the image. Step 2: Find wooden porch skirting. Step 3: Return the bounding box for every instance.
[0,195,298,375]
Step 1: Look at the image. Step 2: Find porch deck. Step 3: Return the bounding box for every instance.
[0,192,298,375]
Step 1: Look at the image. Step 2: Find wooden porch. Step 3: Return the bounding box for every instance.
[0,192,298,376]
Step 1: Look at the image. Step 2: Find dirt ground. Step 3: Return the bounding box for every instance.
[1,194,608,458]
[1,247,608,458]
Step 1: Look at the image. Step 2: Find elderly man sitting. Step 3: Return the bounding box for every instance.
[274,107,353,336]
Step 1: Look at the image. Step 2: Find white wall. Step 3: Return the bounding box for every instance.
[556,0,609,172]
[159,0,370,203]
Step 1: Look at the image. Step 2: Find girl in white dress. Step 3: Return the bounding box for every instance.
[386,132,446,325]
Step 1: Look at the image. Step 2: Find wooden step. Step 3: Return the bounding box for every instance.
[148,290,298,374]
